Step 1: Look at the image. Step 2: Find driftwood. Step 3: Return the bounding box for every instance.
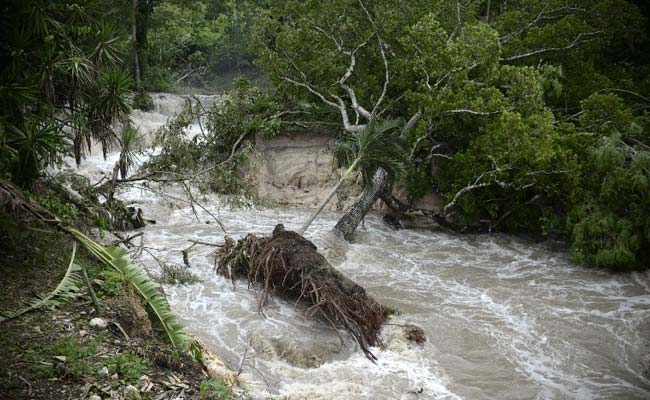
[0,180,57,223]
[216,224,388,361]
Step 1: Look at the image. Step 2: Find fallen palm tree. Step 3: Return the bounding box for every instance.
[216,224,389,361]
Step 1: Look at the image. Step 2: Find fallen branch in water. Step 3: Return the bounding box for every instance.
[111,232,144,247]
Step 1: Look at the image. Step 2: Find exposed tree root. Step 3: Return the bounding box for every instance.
[216,224,389,361]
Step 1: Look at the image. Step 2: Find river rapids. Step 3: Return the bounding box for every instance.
[62,93,650,400]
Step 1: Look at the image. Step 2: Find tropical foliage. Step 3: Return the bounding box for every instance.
[0,0,133,184]
[66,227,192,350]
[145,77,288,194]
[0,243,83,322]
[299,119,406,234]
[250,0,650,270]
[142,0,264,90]
[1,0,649,275]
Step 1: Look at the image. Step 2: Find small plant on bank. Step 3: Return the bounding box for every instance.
[30,336,99,379]
[199,378,232,400]
[97,268,127,297]
[106,350,148,383]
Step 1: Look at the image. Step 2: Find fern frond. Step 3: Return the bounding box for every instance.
[64,227,191,350]
[0,243,82,322]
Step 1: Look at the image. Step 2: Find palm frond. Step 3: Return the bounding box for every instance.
[56,52,96,88]
[119,126,140,178]
[92,22,122,67]
[8,119,66,184]
[335,118,406,184]
[0,243,82,322]
[64,227,192,351]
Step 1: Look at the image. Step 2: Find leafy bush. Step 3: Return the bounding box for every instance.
[133,91,154,112]
[199,379,232,400]
[97,269,127,297]
[32,336,99,379]
[37,194,80,225]
[145,79,283,196]
[106,351,147,383]
[158,263,201,285]
[7,121,66,186]
[569,136,650,270]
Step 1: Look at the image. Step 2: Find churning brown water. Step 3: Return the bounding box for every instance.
[64,94,650,400]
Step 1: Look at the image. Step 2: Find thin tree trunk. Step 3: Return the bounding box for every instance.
[298,160,358,235]
[81,263,102,314]
[486,0,491,23]
[298,179,345,236]
[132,0,141,91]
[108,163,120,203]
[232,0,241,72]
[334,168,392,240]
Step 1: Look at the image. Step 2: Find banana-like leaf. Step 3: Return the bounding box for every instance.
[0,243,82,322]
[64,227,191,350]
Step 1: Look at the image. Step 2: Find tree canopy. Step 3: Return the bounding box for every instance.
[252,0,650,269]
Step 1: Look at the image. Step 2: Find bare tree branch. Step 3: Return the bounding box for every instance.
[338,35,374,120]
[500,4,587,44]
[442,171,493,215]
[444,109,501,116]
[371,38,390,118]
[499,2,550,44]
[500,31,602,62]
[403,109,423,134]
[448,0,462,43]
[596,88,650,104]
[280,76,361,133]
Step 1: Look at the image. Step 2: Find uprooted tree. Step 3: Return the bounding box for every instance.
[253,0,646,239]
[217,224,390,360]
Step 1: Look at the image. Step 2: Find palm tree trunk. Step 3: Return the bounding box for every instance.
[334,168,392,240]
[298,160,358,235]
[132,0,141,91]
[297,179,345,235]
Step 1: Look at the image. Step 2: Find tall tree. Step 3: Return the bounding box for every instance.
[253,0,646,240]
[132,0,142,90]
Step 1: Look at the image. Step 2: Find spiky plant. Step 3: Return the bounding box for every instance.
[298,119,406,235]
[0,243,82,322]
[91,22,122,68]
[8,120,66,185]
[65,227,192,350]
[88,68,133,158]
[118,126,140,179]
[56,49,96,166]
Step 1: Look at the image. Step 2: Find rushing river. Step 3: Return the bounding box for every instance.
[64,94,650,400]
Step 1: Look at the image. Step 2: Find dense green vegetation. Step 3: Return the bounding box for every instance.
[251,0,650,270]
[1,0,649,271]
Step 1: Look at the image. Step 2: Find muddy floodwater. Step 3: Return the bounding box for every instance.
[64,94,650,400]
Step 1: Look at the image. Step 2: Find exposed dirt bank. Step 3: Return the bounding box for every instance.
[248,131,363,211]
[248,130,445,230]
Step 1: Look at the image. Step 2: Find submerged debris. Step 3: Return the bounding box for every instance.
[402,324,426,345]
[157,263,201,285]
[216,224,389,360]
